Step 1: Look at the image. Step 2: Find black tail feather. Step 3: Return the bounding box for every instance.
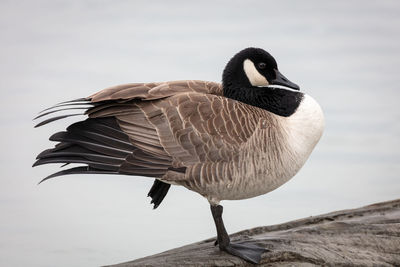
[36,143,73,159]
[34,107,89,120]
[49,131,131,158]
[38,98,91,114]
[38,166,119,184]
[36,145,125,165]
[35,114,84,128]
[38,102,93,114]
[51,97,89,106]
[67,125,136,151]
[67,119,130,142]
[147,179,171,209]
[33,156,120,171]
[34,103,175,208]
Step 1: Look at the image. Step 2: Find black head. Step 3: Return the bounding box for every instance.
[222,47,303,117]
[223,47,299,91]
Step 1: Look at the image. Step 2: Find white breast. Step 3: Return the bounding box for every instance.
[283,94,325,163]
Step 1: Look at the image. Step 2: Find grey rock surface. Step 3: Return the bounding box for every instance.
[105,199,400,266]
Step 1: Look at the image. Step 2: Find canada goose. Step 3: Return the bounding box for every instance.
[33,47,324,264]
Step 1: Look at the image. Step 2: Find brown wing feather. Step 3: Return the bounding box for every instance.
[144,93,262,165]
[38,79,261,175]
[86,91,262,168]
[89,80,223,103]
[35,79,269,205]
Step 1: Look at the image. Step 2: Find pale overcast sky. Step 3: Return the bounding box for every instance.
[1,1,399,266]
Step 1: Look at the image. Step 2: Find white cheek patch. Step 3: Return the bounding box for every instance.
[243,59,269,87]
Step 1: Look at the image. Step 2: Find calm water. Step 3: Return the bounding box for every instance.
[1,1,399,266]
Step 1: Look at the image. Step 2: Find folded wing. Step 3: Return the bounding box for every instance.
[34,80,263,207]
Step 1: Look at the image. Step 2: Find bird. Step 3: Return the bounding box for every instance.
[33,47,324,264]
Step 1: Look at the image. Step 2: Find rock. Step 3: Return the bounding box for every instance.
[105,199,400,266]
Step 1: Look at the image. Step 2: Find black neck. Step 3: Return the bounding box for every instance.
[223,85,303,117]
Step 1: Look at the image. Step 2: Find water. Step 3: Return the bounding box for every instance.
[0,1,399,266]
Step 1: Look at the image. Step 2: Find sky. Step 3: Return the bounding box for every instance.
[0,1,399,266]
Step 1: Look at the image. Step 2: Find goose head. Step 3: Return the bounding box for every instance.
[222,47,303,117]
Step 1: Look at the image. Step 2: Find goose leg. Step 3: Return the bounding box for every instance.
[210,205,265,264]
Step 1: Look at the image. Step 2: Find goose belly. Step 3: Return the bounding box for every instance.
[181,156,298,204]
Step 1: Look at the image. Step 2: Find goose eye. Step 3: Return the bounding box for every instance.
[258,62,266,69]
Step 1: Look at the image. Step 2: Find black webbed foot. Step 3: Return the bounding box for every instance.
[221,242,266,264]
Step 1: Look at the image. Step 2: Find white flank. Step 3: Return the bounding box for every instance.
[243,59,269,86]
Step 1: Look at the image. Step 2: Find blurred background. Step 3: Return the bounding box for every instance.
[1,1,399,266]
